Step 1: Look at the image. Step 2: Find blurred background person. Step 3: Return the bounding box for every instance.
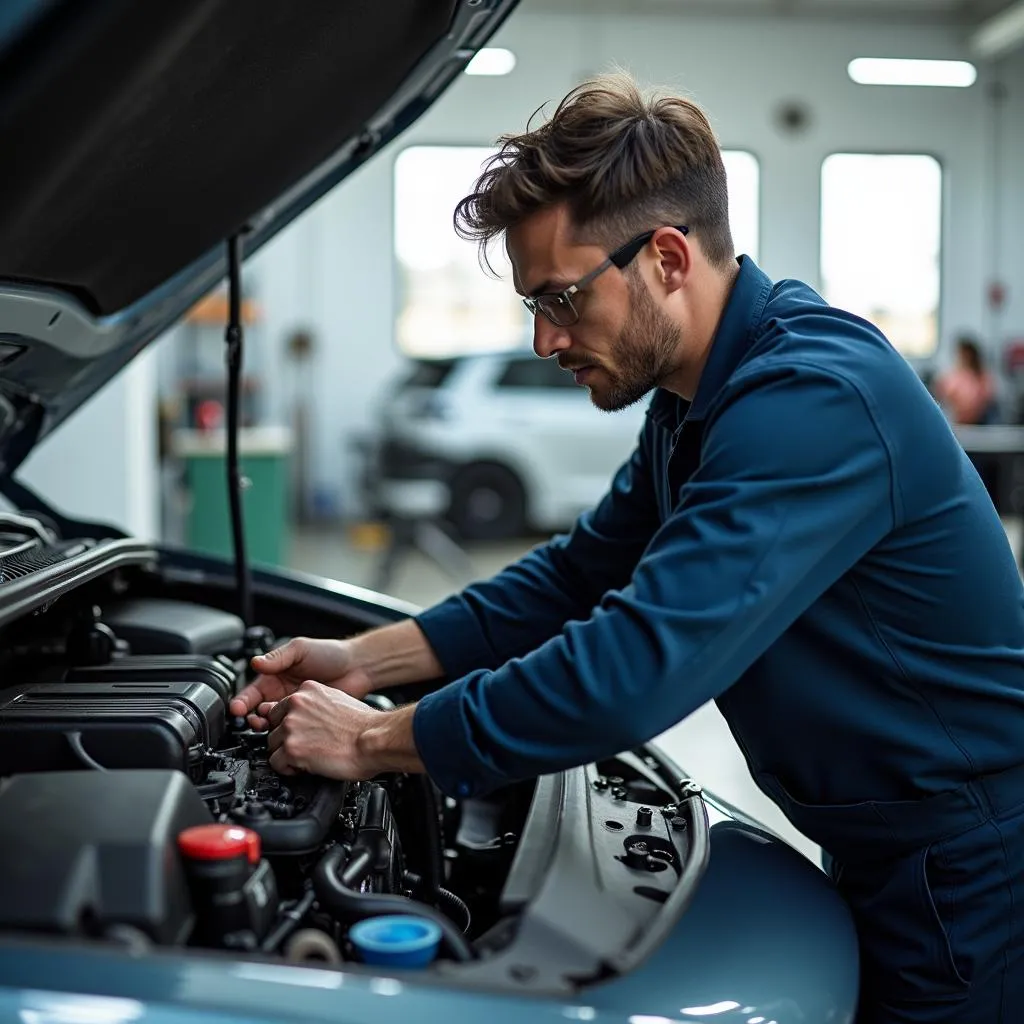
[934,334,998,425]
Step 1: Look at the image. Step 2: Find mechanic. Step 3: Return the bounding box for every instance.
[231,73,1024,1021]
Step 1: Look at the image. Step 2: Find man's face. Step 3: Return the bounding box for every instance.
[507,205,681,412]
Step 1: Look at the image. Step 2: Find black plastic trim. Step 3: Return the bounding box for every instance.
[497,773,564,913]
[0,537,156,628]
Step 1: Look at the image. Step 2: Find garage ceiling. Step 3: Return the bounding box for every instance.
[531,0,1024,59]
[539,0,1009,14]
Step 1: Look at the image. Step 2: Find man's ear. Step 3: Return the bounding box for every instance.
[650,226,691,295]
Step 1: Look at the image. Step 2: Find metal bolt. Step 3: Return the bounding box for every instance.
[592,776,609,791]
[611,786,628,801]
[624,839,651,869]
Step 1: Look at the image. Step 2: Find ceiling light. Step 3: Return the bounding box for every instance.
[971,1,1024,61]
[848,57,977,88]
[465,47,516,76]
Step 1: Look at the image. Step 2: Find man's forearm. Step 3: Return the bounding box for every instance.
[349,618,445,690]
[357,703,424,775]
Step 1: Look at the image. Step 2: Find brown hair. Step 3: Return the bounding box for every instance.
[454,71,734,271]
[957,335,984,375]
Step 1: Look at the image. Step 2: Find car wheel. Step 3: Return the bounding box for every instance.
[448,463,527,541]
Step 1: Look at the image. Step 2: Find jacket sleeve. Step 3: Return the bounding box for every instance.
[412,366,899,798]
[413,410,664,680]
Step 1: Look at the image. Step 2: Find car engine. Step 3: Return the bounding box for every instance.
[0,518,708,989]
[0,587,528,966]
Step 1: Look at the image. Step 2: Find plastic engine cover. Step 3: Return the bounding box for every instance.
[0,769,212,944]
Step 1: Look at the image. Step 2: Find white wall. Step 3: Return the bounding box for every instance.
[51,4,1021,527]
[220,4,1024,518]
[19,349,159,539]
[995,50,1024,346]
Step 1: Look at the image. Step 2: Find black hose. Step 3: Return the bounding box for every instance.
[340,848,373,889]
[404,872,471,933]
[434,886,471,934]
[416,774,445,898]
[225,232,253,629]
[260,888,316,954]
[312,847,475,962]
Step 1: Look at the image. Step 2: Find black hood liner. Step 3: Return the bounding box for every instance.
[0,0,455,315]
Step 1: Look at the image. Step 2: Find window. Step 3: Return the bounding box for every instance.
[496,356,578,390]
[722,150,759,262]
[394,146,762,359]
[394,146,527,360]
[820,153,942,358]
[398,359,458,391]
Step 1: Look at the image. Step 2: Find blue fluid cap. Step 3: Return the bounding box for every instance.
[349,915,443,968]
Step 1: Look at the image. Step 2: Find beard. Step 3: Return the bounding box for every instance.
[587,274,680,412]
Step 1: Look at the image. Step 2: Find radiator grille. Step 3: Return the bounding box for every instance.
[0,535,89,584]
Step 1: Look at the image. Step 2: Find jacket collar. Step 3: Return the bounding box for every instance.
[647,254,773,430]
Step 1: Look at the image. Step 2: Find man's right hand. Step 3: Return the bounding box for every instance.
[229,637,374,731]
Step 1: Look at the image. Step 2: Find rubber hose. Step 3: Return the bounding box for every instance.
[312,847,475,962]
[403,872,472,933]
[415,774,445,898]
[360,695,444,896]
[436,886,472,934]
[260,888,316,953]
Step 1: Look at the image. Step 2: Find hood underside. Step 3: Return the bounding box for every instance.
[0,0,518,477]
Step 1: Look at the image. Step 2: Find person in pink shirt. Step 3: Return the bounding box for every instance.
[935,335,997,425]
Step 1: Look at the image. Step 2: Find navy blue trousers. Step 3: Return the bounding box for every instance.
[834,804,1024,1022]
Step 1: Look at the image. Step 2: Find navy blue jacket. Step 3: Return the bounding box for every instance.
[412,256,1024,835]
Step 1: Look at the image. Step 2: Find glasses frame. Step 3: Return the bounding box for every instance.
[522,224,689,327]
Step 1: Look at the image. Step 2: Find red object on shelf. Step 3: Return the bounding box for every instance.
[195,399,224,431]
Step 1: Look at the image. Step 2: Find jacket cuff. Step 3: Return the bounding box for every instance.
[414,596,496,680]
[413,679,505,799]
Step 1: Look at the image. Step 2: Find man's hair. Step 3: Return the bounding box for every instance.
[454,71,734,271]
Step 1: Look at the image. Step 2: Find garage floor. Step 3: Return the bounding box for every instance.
[287,518,1024,865]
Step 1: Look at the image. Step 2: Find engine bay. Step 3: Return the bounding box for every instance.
[0,520,708,988]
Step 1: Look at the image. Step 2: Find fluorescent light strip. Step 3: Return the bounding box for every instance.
[848,57,977,88]
[465,48,516,76]
[971,1,1024,61]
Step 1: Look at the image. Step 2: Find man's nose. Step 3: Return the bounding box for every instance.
[532,315,572,359]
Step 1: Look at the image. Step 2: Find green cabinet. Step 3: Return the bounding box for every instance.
[174,427,292,566]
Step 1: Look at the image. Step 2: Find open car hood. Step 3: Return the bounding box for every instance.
[0,0,518,478]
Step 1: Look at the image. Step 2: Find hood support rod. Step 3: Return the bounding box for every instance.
[225,232,253,629]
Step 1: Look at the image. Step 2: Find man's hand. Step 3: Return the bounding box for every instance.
[229,637,373,730]
[261,680,423,779]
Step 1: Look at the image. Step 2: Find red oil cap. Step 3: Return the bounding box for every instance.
[178,824,261,865]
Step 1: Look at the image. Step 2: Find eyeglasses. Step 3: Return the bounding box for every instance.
[522,225,689,327]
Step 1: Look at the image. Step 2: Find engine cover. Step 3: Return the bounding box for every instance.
[65,654,240,708]
[0,678,225,776]
[0,770,212,944]
[101,598,245,656]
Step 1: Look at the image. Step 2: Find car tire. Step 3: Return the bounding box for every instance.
[447,462,527,541]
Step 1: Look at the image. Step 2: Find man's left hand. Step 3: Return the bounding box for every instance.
[258,681,424,779]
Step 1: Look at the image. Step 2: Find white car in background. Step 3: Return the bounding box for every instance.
[365,351,648,540]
